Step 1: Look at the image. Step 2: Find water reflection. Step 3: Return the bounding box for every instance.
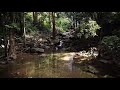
[0,52,97,78]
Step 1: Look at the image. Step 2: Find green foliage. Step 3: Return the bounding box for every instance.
[25,12,33,22]
[112,30,120,37]
[101,35,120,50]
[5,23,20,30]
[56,16,70,32]
[25,13,39,34]
[100,35,120,60]
[79,18,101,38]
[26,22,38,34]
[24,12,101,35]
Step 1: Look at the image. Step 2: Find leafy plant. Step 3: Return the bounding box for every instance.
[79,17,101,38]
[5,23,20,30]
[101,35,120,50]
[100,35,120,60]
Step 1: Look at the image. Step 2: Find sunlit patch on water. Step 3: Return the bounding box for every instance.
[0,52,98,78]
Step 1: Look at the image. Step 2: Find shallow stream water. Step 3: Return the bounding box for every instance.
[0,52,97,78]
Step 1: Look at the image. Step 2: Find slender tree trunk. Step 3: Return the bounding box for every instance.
[48,12,51,29]
[4,28,8,58]
[72,16,74,28]
[4,13,9,60]
[23,12,26,47]
[78,21,80,30]
[8,12,17,60]
[94,13,102,58]
[8,28,16,60]
[52,12,56,40]
[33,12,38,25]
[72,12,75,29]
[19,12,24,36]
[19,12,26,48]
[75,20,77,29]
[0,13,8,59]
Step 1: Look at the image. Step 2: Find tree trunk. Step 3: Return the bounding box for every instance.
[33,12,38,25]
[75,20,77,29]
[19,12,24,36]
[0,13,8,59]
[23,12,26,47]
[4,28,8,58]
[78,21,80,30]
[52,12,56,40]
[72,12,76,29]
[48,12,51,29]
[8,12,17,60]
[8,28,16,60]
[94,13,103,58]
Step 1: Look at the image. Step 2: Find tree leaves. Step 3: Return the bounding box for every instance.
[5,23,20,30]
[79,17,100,38]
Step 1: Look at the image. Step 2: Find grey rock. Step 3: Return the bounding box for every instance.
[0,61,8,65]
[87,65,99,74]
[45,46,50,49]
[99,60,112,64]
[31,48,44,53]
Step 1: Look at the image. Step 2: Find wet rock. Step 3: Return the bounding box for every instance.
[40,54,46,57]
[99,60,112,64]
[7,60,14,64]
[39,43,44,47]
[86,65,99,74]
[24,47,31,53]
[62,48,67,51]
[0,61,8,65]
[24,47,44,53]
[28,77,33,78]
[103,75,113,78]
[102,56,111,60]
[44,46,50,49]
[25,42,34,48]
[9,54,17,60]
[31,48,44,53]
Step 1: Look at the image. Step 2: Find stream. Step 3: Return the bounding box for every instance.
[0,51,98,78]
